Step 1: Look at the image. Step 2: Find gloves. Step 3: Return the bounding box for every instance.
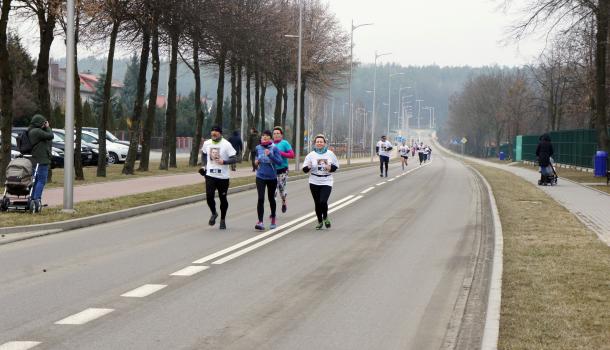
[198,167,206,176]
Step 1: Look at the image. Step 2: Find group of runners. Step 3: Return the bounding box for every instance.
[199,126,338,231]
[377,136,432,176]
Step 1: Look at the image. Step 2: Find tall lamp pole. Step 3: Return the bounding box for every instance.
[416,99,423,129]
[63,0,76,213]
[387,72,404,136]
[371,51,391,162]
[285,1,303,171]
[347,20,373,165]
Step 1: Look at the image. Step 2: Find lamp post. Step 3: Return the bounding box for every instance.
[371,51,391,162]
[285,1,303,171]
[415,99,423,129]
[397,86,411,133]
[347,20,373,165]
[63,0,76,213]
[423,106,433,129]
[387,72,404,136]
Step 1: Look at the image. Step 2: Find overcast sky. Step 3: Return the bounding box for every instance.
[14,0,548,68]
[326,0,547,67]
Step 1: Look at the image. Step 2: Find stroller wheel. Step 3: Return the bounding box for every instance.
[0,197,9,212]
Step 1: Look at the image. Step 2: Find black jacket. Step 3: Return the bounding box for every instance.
[228,132,243,153]
[535,134,554,167]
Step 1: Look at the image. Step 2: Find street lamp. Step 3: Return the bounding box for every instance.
[371,51,391,162]
[284,1,303,171]
[388,72,404,136]
[415,99,424,129]
[348,20,373,165]
[397,86,411,133]
[63,0,76,213]
[423,106,434,129]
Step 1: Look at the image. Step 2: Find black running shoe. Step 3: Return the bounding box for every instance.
[281,201,287,213]
[208,213,218,226]
[380,174,383,177]
[219,220,226,229]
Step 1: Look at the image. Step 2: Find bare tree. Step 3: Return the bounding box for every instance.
[0,0,13,184]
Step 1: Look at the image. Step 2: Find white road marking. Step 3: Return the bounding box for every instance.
[213,196,364,265]
[121,284,167,298]
[55,308,114,325]
[360,187,375,194]
[170,265,209,276]
[192,195,355,264]
[387,178,395,182]
[0,342,41,350]
[376,182,386,186]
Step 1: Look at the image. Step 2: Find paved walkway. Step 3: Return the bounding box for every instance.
[435,141,610,246]
[41,156,378,208]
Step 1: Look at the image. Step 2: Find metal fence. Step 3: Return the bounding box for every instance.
[518,129,606,168]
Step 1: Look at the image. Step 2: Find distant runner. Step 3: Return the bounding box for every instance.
[376,135,393,177]
[398,141,410,170]
[272,126,294,213]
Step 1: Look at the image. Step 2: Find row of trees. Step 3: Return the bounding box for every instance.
[447,0,610,155]
[0,0,351,183]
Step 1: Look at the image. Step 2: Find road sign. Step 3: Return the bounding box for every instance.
[461,137,468,144]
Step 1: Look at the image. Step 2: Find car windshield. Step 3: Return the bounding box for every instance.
[82,133,97,143]
[106,131,120,142]
[53,131,65,142]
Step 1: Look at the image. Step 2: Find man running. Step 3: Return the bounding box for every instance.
[272,126,294,213]
[398,141,409,170]
[417,142,425,165]
[376,135,393,177]
[200,126,237,229]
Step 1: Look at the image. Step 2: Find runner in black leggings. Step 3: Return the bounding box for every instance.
[254,130,283,230]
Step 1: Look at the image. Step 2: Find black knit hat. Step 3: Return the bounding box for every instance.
[211,126,222,133]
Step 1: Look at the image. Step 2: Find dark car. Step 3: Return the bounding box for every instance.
[53,129,103,166]
[13,127,91,167]
[4,131,64,168]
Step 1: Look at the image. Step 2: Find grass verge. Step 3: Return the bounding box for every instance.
[512,162,607,185]
[471,163,610,350]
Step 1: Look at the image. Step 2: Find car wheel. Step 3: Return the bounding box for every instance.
[108,152,119,164]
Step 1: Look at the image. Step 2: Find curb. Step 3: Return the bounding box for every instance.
[0,162,376,245]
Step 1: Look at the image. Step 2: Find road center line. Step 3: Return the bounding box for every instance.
[121,284,167,298]
[387,178,396,182]
[170,266,209,276]
[192,195,355,264]
[376,182,386,186]
[55,308,114,325]
[0,342,41,350]
[212,196,364,265]
[360,187,375,194]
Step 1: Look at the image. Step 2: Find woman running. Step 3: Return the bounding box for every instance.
[399,141,409,170]
[303,134,339,230]
[254,130,283,230]
[272,126,294,213]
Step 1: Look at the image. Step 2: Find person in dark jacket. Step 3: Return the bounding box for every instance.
[28,114,54,209]
[247,127,260,172]
[536,133,554,182]
[228,130,243,171]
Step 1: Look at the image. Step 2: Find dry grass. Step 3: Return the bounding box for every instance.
[0,176,256,228]
[513,162,607,184]
[472,164,610,350]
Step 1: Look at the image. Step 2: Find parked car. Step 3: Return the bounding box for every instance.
[82,127,141,159]
[53,129,103,166]
[81,130,129,164]
[1,131,64,168]
[12,127,90,167]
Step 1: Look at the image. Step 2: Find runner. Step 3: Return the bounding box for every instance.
[418,142,425,165]
[398,141,410,170]
[303,134,339,230]
[272,126,294,213]
[254,130,283,230]
[376,135,393,177]
[200,126,237,230]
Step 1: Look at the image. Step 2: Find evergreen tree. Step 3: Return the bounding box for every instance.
[82,100,95,127]
[90,73,121,130]
[121,54,139,117]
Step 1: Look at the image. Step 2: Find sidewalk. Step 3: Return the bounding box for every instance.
[436,141,610,246]
[41,156,377,207]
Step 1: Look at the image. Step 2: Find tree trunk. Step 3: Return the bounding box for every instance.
[215,46,226,127]
[123,25,150,174]
[260,74,267,131]
[73,14,84,181]
[282,80,288,130]
[246,65,252,131]
[273,81,282,128]
[0,0,12,185]
[292,83,297,148]
[230,57,236,132]
[236,62,243,136]
[595,0,610,151]
[161,31,179,169]
[139,25,160,172]
[299,78,306,155]
[254,69,260,131]
[97,19,120,177]
[189,39,203,167]
[35,8,56,120]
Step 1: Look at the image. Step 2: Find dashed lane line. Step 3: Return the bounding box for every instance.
[121,284,167,298]
[360,187,375,194]
[212,196,364,265]
[55,308,114,325]
[376,182,386,186]
[170,266,209,277]
[0,342,41,350]
[192,195,355,264]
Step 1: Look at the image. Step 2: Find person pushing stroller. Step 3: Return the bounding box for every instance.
[536,133,556,185]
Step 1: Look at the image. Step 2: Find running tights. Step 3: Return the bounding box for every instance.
[256,178,278,222]
[379,155,389,175]
[309,184,332,223]
[205,176,230,219]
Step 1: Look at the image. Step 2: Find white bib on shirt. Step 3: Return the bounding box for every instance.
[377,140,393,157]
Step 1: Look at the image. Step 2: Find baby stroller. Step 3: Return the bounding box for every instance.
[538,160,558,186]
[1,157,42,213]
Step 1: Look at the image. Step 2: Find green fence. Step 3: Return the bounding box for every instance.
[517,129,604,168]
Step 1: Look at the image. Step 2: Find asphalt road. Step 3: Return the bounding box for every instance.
[0,153,487,350]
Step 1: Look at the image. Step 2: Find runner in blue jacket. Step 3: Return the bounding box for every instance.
[254,130,283,230]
